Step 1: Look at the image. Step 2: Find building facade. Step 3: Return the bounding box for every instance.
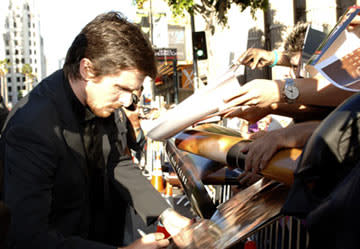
[2,0,46,107]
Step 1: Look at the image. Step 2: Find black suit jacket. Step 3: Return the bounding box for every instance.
[1,70,169,249]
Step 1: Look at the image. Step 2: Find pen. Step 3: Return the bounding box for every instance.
[137,229,147,237]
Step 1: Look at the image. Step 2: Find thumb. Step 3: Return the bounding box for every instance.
[141,233,165,243]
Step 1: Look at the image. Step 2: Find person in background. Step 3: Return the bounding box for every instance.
[122,87,147,163]
[1,12,190,249]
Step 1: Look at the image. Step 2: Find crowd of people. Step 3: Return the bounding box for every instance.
[0,6,359,249]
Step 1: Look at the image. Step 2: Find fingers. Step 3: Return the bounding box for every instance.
[238,48,274,70]
[156,238,170,248]
[238,171,255,185]
[223,106,247,118]
[242,140,265,173]
[141,233,170,248]
[223,92,258,110]
[250,57,261,70]
[222,87,247,103]
[244,141,279,174]
[238,49,254,65]
[237,51,248,65]
[248,130,267,140]
[141,233,164,243]
[348,14,360,31]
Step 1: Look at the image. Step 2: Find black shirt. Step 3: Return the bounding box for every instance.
[63,79,107,241]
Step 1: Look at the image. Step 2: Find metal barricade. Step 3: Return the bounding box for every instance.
[248,216,309,249]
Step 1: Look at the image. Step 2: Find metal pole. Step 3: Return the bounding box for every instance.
[149,0,154,43]
[149,0,156,103]
[173,59,179,104]
[190,14,200,91]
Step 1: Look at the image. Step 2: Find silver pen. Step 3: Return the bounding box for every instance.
[137,229,147,237]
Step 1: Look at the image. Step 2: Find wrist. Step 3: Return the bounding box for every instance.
[275,80,286,103]
[283,78,299,104]
[269,51,279,67]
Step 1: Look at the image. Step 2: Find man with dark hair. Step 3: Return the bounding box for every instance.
[1,12,189,249]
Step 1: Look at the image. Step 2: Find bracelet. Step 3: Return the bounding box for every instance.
[269,51,278,67]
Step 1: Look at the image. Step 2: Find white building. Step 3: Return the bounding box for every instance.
[2,0,46,107]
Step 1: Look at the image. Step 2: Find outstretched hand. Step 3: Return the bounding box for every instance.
[238,48,276,69]
[222,79,282,109]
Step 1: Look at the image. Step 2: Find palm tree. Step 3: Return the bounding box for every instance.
[21,63,36,96]
[0,59,10,106]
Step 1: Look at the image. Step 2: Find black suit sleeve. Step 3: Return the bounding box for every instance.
[0,96,9,132]
[3,125,116,249]
[110,112,169,226]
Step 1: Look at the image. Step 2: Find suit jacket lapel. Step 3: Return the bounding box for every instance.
[49,71,88,179]
[63,128,88,179]
[100,118,111,167]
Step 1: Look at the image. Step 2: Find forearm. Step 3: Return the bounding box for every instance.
[270,103,335,122]
[282,121,320,148]
[111,159,169,225]
[275,77,354,107]
[273,51,292,67]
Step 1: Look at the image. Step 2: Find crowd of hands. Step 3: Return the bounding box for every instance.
[122,14,360,249]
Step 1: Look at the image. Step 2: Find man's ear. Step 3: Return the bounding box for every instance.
[79,58,95,80]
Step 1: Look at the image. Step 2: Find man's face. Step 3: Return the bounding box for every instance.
[85,69,145,118]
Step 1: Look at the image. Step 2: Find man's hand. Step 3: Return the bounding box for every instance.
[120,233,169,249]
[222,79,282,109]
[238,48,276,69]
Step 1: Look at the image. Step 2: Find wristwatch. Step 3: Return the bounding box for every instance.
[283,78,299,104]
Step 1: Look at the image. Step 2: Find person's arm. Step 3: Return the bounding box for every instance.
[240,121,320,174]
[224,103,335,124]
[122,108,146,152]
[238,48,294,69]
[269,103,335,122]
[223,75,354,109]
[111,113,191,232]
[123,106,142,138]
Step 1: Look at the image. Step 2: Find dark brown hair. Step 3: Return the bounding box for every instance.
[283,21,309,53]
[63,12,157,80]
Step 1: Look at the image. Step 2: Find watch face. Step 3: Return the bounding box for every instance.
[285,85,299,100]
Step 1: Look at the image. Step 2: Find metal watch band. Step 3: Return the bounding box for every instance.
[283,78,299,104]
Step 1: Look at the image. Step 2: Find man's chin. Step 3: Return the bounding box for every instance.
[94,109,113,118]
